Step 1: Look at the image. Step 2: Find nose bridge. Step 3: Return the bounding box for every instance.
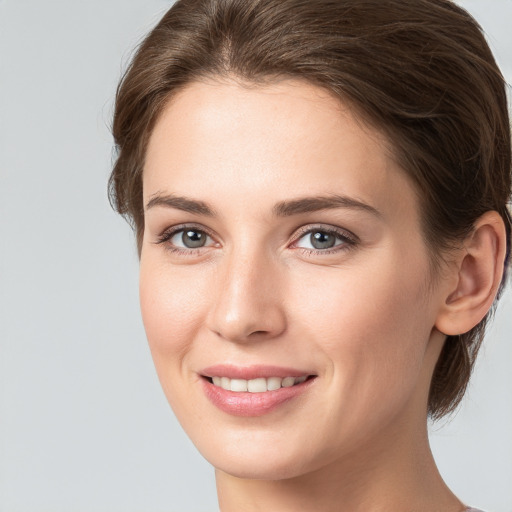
[207,240,286,342]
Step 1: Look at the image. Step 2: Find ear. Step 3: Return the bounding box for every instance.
[435,211,507,336]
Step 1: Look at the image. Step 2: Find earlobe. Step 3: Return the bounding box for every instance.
[435,211,507,336]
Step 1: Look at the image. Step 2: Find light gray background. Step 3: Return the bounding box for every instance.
[0,1,511,511]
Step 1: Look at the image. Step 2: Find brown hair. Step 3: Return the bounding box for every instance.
[109,0,511,419]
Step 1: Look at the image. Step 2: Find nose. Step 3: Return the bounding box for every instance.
[206,249,287,343]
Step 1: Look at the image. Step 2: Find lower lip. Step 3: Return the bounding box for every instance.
[201,377,315,417]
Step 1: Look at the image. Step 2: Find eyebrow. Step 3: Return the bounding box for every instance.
[272,195,381,218]
[145,193,381,218]
[146,193,216,216]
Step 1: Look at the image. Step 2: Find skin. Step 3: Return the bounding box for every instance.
[139,78,504,511]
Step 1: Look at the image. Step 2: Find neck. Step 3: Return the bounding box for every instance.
[215,413,464,512]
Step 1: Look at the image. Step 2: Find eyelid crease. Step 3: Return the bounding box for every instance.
[154,223,217,246]
[291,223,359,244]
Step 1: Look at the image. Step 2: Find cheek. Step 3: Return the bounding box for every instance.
[138,257,216,428]
[139,258,210,367]
[294,254,430,345]
[290,253,433,412]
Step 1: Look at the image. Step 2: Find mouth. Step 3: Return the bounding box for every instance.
[200,365,317,416]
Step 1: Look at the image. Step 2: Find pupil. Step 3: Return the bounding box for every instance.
[311,231,335,249]
[183,230,206,248]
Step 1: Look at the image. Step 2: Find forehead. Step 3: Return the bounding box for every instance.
[143,78,419,226]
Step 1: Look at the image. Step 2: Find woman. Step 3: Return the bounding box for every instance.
[109,0,511,510]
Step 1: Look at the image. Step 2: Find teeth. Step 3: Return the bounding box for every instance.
[210,376,309,393]
[230,379,248,392]
[282,377,295,387]
[267,377,282,391]
[247,378,267,393]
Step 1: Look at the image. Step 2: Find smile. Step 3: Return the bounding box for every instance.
[209,375,308,392]
[200,366,316,416]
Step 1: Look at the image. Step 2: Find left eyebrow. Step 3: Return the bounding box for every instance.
[272,195,382,218]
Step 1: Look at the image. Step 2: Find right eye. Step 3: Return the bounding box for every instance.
[171,229,211,248]
[156,226,216,253]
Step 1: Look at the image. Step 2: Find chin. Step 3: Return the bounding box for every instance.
[213,455,311,481]
[195,432,323,481]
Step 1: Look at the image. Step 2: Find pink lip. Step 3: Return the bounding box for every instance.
[200,365,316,417]
[201,364,312,380]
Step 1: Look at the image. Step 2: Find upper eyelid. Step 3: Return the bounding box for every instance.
[292,224,358,242]
[158,223,216,238]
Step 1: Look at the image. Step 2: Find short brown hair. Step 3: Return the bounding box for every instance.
[109,0,512,419]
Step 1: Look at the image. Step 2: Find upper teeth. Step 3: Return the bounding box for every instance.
[211,376,308,393]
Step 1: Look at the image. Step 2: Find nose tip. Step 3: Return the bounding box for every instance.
[206,257,287,343]
[211,306,286,343]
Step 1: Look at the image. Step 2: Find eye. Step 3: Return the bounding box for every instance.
[171,229,211,249]
[155,225,216,253]
[293,226,356,253]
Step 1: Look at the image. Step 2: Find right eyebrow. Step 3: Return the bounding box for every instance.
[145,193,216,216]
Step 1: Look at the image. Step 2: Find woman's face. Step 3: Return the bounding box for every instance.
[140,79,447,479]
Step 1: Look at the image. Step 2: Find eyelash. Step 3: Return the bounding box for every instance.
[292,224,358,256]
[154,223,359,256]
[155,223,217,256]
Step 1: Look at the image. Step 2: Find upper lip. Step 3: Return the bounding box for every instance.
[201,364,315,380]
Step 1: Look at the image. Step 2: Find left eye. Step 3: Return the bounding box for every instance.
[295,229,350,251]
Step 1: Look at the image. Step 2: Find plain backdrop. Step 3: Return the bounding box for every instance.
[0,1,511,511]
